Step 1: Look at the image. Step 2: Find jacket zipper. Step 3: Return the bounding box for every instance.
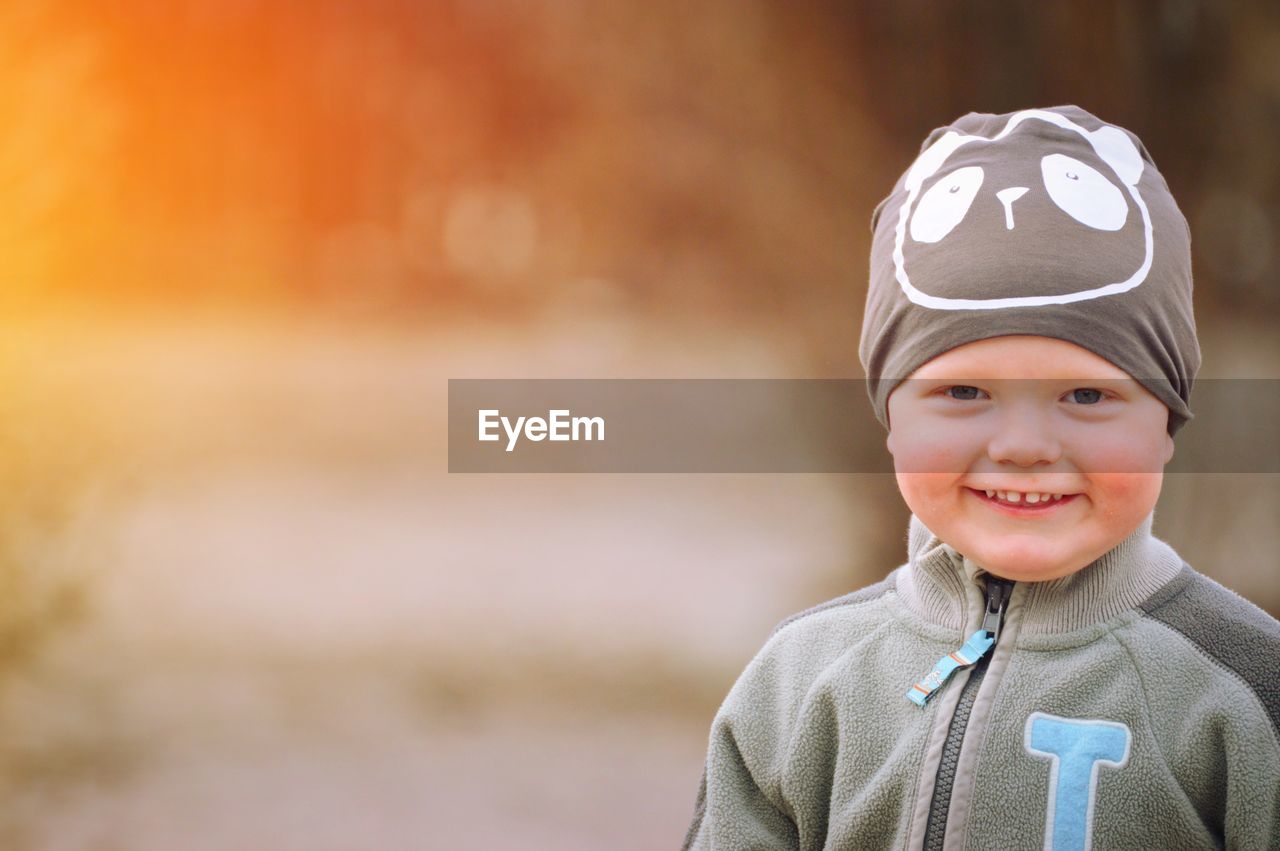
[920,574,1014,851]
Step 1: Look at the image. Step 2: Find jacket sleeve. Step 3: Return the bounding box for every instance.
[1134,570,1280,849]
[681,716,800,850]
[681,630,804,851]
[1216,682,1280,848]
[1221,724,1280,850]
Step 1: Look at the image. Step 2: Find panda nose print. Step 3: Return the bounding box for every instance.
[996,186,1030,229]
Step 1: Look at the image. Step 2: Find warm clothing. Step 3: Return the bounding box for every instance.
[681,512,1280,850]
[859,105,1200,437]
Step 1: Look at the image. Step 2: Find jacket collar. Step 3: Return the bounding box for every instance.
[896,510,1185,635]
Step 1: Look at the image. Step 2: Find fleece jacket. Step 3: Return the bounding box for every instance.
[681,511,1280,850]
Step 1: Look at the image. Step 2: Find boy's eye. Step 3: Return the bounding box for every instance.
[943,385,985,401]
[1066,388,1106,404]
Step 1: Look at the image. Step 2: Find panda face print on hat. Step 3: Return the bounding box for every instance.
[893,108,1152,310]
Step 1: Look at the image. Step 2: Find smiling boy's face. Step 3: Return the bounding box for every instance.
[885,335,1175,582]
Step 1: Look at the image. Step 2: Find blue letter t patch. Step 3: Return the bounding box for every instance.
[1024,712,1132,851]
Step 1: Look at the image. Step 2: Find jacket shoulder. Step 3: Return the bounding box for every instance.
[757,570,901,650]
[1139,563,1280,734]
[768,568,899,641]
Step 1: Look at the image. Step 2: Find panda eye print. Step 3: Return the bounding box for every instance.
[1041,153,1128,231]
[910,165,984,243]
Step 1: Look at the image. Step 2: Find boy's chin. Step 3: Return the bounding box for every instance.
[962,539,1093,583]
[979,560,1085,583]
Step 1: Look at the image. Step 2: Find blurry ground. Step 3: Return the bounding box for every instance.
[0,310,877,851]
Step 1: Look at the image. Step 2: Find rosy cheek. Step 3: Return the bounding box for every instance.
[1070,431,1166,476]
[890,431,973,474]
[1086,474,1163,520]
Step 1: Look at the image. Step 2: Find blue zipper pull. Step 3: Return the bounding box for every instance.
[907,576,1012,707]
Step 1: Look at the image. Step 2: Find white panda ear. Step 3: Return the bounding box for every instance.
[918,125,952,155]
[1089,125,1144,186]
[906,130,968,192]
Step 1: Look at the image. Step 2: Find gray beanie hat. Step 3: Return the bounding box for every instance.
[859,105,1200,436]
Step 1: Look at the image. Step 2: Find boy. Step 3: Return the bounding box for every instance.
[681,106,1280,850]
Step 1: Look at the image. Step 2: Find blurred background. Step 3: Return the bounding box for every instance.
[1,1,1277,848]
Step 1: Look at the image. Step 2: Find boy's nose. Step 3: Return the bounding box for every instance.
[987,410,1062,467]
[997,186,1030,230]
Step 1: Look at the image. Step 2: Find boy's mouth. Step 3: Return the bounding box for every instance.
[966,487,1080,515]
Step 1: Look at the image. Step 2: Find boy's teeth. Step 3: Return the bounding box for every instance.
[985,490,1067,506]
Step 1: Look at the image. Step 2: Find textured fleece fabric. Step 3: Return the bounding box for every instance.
[681,512,1280,850]
[858,105,1200,437]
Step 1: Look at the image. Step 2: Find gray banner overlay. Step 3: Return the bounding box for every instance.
[448,379,1279,473]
